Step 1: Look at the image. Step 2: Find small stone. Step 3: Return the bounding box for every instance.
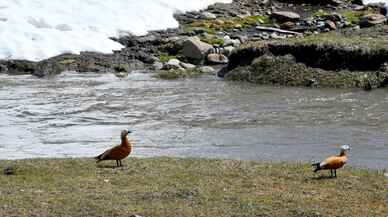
[222,46,235,56]
[384,172,388,178]
[199,66,215,74]
[325,20,337,30]
[328,0,343,6]
[214,19,225,25]
[270,32,287,39]
[223,36,241,47]
[163,59,181,70]
[259,32,270,40]
[207,53,229,64]
[353,5,365,11]
[180,62,196,70]
[152,62,164,70]
[201,12,216,20]
[280,21,296,30]
[234,24,243,29]
[271,11,301,22]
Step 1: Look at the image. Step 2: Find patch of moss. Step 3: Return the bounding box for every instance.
[159,53,177,63]
[58,59,76,66]
[188,15,273,33]
[313,10,331,18]
[8,61,36,74]
[237,15,273,27]
[340,10,365,25]
[113,64,130,73]
[226,54,315,87]
[202,38,225,46]
[226,53,388,89]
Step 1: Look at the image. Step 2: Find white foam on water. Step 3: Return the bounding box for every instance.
[0,0,231,61]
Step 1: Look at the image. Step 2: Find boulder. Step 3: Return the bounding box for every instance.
[199,66,215,74]
[182,37,214,60]
[163,59,182,70]
[360,14,387,27]
[180,62,196,70]
[152,62,164,70]
[222,46,235,56]
[223,36,241,47]
[207,53,229,64]
[271,11,301,22]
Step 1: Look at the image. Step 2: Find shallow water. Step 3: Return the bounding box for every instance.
[0,72,387,169]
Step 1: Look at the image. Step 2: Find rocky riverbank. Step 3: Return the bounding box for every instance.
[1,0,388,89]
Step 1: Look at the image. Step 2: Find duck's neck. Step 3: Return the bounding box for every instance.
[121,135,131,147]
[339,150,347,157]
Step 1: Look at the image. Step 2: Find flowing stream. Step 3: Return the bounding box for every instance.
[0,72,387,169]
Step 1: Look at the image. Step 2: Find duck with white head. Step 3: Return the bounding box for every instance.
[312,144,351,178]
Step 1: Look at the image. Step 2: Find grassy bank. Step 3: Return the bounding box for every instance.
[0,158,387,217]
[223,26,388,89]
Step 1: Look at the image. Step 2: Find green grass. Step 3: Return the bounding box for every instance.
[201,38,225,46]
[159,53,178,63]
[0,158,387,217]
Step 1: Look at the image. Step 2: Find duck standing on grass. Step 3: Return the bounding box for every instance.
[312,144,351,178]
[95,129,133,167]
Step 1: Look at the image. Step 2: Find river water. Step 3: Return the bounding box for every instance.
[0,72,387,169]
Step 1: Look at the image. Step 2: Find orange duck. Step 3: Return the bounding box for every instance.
[312,144,351,178]
[95,129,133,167]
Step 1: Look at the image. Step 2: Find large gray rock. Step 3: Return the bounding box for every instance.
[271,11,301,22]
[182,37,214,60]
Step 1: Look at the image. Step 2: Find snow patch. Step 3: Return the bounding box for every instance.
[0,0,231,61]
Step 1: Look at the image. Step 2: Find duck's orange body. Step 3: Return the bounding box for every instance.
[319,155,347,170]
[312,144,350,178]
[95,130,132,167]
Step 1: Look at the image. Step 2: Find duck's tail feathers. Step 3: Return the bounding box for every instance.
[311,163,321,172]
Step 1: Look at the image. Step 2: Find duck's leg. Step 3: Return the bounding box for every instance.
[334,170,337,178]
[119,160,122,167]
[330,169,333,177]
[116,160,119,167]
